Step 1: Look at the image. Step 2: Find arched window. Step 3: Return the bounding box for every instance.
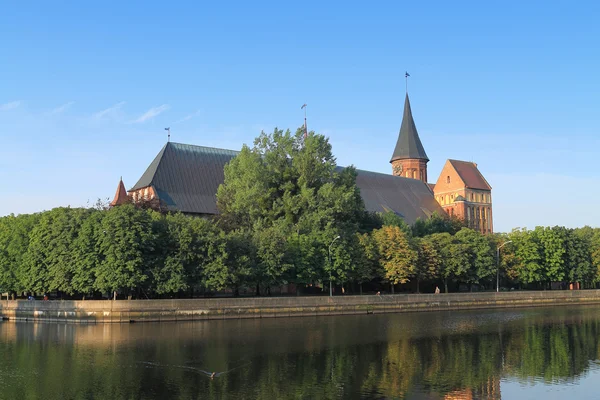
[446,176,451,184]
[420,170,424,181]
[467,207,471,221]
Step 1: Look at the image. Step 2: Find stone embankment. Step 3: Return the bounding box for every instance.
[2,290,600,324]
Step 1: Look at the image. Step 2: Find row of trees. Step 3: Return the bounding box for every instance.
[1,128,599,298]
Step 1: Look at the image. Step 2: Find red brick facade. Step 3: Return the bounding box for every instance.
[391,158,428,183]
[432,160,493,234]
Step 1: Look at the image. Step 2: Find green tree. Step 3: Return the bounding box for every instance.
[412,212,465,237]
[380,211,412,236]
[568,228,594,287]
[507,228,543,287]
[216,127,369,291]
[455,228,495,289]
[72,210,104,298]
[0,213,40,295]
[537,226,567,286]
[372,226,417,292]
[204,229,255,295]
[353,232,379,294]
[413,236,440,293]
[94,205,156,298]
[22,207,89,296]
[427,232,469,293]
[154,213,219,296]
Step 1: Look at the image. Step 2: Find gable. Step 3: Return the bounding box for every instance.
[434,160,467,193]
[449,160,492,190]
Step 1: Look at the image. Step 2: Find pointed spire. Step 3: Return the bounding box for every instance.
[110,177,129,207]
[390,93,429,162]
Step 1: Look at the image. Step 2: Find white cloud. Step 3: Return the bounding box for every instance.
[93,101,126,119]
[0,101,21,111]
[48,101,74,115]
[134,104,170,123]
[175,109,202,124]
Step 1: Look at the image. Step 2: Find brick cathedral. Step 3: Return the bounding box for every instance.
[113,93,493,233]
[390,94,493,233]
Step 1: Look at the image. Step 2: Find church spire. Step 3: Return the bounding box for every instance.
[390,93,429,162]
[390,93,429,182]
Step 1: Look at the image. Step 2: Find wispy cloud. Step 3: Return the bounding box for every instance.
[48,101,74,115]
[175,109,202,124]
[93,101,126,119]
[134,104,170,123]
[0,101,21,111]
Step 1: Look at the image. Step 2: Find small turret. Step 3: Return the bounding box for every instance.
[110,177,129,207]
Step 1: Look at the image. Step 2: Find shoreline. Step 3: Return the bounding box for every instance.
[2,290,600,324]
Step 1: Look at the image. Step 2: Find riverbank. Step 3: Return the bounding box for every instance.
[2,290,600,324]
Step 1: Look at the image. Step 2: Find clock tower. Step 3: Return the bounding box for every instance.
[390,93,429,183]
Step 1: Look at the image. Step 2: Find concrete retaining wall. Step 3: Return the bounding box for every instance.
[2,290,600,324]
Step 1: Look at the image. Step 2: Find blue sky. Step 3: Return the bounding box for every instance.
[1,1,599,232]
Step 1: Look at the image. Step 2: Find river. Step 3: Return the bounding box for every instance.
[2,305,600,399]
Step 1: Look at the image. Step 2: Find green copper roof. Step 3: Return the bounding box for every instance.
[390,93,429,162]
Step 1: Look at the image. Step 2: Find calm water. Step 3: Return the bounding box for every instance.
[2,305,600,399]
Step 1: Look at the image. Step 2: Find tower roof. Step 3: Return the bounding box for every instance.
[110,178,129,206]
[390,93,429,162]
[448,160,492,190]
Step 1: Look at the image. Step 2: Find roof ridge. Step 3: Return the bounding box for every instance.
[169,142,240,153]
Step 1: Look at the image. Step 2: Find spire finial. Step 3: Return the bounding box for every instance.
[405,71,410,93]
[165,127,170,142]
[301,103,307,139]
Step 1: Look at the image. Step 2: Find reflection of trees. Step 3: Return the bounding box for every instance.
[2,308,600,399]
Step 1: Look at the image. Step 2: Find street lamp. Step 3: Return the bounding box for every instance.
[496,241,512,292]
[328,235,341,297]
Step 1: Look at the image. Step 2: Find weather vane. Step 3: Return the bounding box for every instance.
[301,104,307,139]
[165,127,170,142]
[405,71,410,93]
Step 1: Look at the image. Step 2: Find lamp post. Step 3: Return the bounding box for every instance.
[496,241,512,292]
[328,235,341,297]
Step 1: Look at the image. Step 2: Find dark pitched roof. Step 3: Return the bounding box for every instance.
[351,169,445,224]
[110,178,129,206]
[390,93,429,162]
[448,160,492,190]
[130,142,239,214]
[130,142,445,223]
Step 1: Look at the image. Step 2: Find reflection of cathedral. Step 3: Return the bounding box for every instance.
[113,93,493,232]
[443,377,501,399]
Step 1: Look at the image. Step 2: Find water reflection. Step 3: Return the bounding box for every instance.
[1,306,600,399]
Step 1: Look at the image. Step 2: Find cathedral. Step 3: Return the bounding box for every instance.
[112,94,493,233]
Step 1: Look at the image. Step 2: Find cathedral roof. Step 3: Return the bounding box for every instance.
[130,142,238,214]
[109,178,129,206]
[448,160,492,190]
[130,142,445,223]
[390,93,429,162]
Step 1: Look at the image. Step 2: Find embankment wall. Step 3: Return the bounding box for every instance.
[2,290,600,324]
